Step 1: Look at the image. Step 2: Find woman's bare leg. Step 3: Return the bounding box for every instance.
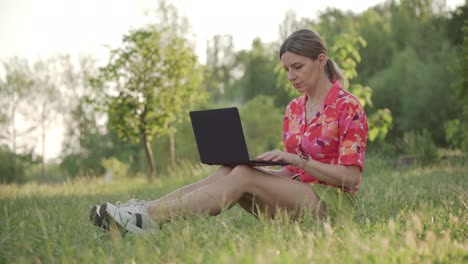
[147,165,324,223]
[150,166,233,204]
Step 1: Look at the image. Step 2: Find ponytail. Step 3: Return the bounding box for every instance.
[325,58,348,86]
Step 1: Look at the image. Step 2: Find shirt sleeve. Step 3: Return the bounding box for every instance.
[337,99,368,171]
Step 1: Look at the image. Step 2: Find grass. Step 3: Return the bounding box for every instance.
[0,158,467,263]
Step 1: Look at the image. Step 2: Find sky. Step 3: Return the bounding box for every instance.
[1,0,464,64]
[0,0,465,161]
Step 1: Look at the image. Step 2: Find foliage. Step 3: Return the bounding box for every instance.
[0,145,38,183]
[152,118,200,175]
[444,15,468,153]
[31,57,63,181]
[402,129,440,166]
[60,153,102,179]
[239,95,284,156]
[2,0,467,181]
[94,24,205,178]
[101,157,130,181]
[368,46,461,143]
[0,57,35,181]
[446,3,467,46]
[226,39,291,106]
[278,10,311,40]
[58,54,102,178]
[354,8,394,83]
[0,145,17,183]
[367,108,393,142]
[203,34,236,101]
[60,127,148,178]
[327,33,393,143]
[445,118,468,153]
[23,162,68,183]
[328,34,367,85]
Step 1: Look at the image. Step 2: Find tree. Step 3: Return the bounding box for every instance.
[230,38,290,106]
[204,34,236,102]
[278,10,309,40]
[329,33,393,142]
[345,0,467,149]
[0,57,35,181]
[369,46,460,143]
[445,14,468,153]
[446,2,467,46]
[0,145,38,183]
[239,96,283,155]
[95,25,205,179]
[31,58,62,181]
[354,7,394,83]
[58,54,102,177]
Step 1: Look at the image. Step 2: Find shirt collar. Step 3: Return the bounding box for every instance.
[324,80,342,106]
[300,80,342,107]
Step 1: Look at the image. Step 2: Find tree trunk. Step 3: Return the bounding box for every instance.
[169,131,176,170]
[11,102,17,181]
[41,103,46,182]
[78,128,84,177]
[140,129,157,180]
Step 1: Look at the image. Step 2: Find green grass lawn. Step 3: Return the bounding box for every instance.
[1,159,466,263]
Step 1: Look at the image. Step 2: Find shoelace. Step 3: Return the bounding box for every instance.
[116,198,147,207]
[115,199,149,215]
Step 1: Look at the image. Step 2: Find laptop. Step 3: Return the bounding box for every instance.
[189,107,288,166]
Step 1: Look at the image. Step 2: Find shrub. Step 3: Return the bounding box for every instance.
[403,129,440,166]
[101,157,129,181]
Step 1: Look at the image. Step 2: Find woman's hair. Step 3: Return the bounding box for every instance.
[279,29,347,84]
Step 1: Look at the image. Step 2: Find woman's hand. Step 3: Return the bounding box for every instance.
[256,150,302,166]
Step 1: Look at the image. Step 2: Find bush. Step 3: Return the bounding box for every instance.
[0,145,38,183]
[0,146,16,183]
[23,162,69,183]
[403,129,440,166]
[101,157,130,181]
[445,117,468,154]
[239,95,283,156]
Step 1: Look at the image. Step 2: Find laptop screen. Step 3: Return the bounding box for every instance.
[189,107,251,165]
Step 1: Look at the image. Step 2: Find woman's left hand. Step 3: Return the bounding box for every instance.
[256,150,301,166]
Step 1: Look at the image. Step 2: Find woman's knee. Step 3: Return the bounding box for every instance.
[206,165,233,181]
[229,165,255,179]
[226,165,264,188]
[218,165,234,175]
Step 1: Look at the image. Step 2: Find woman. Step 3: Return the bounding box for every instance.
[90,28,368,234]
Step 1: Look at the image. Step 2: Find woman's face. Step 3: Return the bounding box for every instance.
[280,51,326,94]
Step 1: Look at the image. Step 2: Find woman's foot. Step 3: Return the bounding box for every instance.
[89,201,153,234]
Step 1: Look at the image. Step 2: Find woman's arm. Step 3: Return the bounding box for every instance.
[297,156,361,189]
[256,151,361,189]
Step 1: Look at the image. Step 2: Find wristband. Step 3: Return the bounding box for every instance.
[297,153,308,170]
[300,158,308,170]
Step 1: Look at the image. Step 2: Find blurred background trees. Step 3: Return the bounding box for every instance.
[0,0,466,183]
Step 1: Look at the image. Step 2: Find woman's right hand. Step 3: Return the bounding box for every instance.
[256,150,302,167]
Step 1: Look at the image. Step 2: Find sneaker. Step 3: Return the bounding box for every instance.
[116,199,148,214]
[89,204,111,231]
[90,202,153,234]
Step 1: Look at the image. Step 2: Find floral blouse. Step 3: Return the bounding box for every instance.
[283,81,368,193]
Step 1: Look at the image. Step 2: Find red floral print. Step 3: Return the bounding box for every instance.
[283,81,368,193]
